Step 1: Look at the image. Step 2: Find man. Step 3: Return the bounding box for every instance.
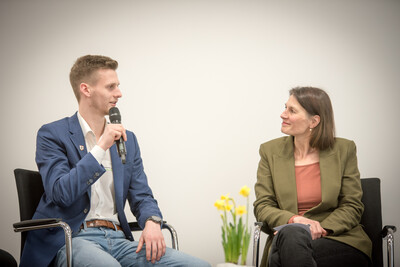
[20,55,210,267]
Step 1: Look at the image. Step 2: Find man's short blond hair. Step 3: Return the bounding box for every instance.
[69,55,118,102]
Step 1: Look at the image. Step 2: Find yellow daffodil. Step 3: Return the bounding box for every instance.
[214,199,225,210]
[239,185,250,197]
[235,205,247,216]
[214,186,251,264]
[220,193,230,201]
[225,204,233,211]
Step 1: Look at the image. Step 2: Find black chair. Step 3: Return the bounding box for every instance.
[0,248,17,267]
[13,168,179,267]
[360,178,396,267]
[252,178,396,267]
[13,169,74,266]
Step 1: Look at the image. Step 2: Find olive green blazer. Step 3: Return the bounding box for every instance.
[254,136,372,266]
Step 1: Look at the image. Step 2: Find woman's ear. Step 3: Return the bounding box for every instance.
[311,115,321,129]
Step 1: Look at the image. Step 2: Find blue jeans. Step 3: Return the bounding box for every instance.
[54,227,210,267]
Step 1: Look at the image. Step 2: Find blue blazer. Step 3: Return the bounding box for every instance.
[20,113,162,267]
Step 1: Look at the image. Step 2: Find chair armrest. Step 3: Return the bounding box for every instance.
[128,220,170,232]
[162,222,179,250]
[128,221,141,231]
[128,221,179,250]
[13,218,62,230]
[13,218,73,267]
[382,225,396,267]
[382,225,397,238]
[253,222,265,267]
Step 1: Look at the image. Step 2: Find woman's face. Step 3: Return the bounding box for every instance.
[280,95,313,138]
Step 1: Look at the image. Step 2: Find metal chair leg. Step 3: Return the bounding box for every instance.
[386,228,395,267]
[382,225,396,267]
[253,222,263,267]
[163,223,179,250]
[60,222,73,267]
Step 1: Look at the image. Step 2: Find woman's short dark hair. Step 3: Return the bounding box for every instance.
[289,86,336,150]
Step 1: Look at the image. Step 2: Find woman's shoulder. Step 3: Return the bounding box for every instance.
[260,136,292,151]
[322,137,357,156]
[261,136,288,145]
[334,137,357,148]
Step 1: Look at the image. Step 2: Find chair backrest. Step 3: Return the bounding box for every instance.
[360,178,383,267]
[14,168,44,255]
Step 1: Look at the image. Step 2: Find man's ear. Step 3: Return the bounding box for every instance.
[311,115,321,129]
[80,83,91,98]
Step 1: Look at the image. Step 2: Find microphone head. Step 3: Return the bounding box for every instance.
[109,107,121,123]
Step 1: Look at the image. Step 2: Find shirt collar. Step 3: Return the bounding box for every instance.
[77,111,93,138]
[77,111,109,140]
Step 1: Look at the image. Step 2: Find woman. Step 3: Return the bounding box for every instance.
[254,87,372,267]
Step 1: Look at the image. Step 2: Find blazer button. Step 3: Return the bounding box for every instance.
[83,208,88,214]
[94,172,100,177]
[87,179,93,185]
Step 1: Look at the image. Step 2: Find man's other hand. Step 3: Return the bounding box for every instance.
[136,220,166,263]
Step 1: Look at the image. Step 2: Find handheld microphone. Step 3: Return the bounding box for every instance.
[109,107,127,164]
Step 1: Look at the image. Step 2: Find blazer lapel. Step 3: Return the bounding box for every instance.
[110,145,133,236]
[68,113,87,158]
[305,145,342,215]
[110,145,124,209]
[67,112,92,198]
[317,146,342,210]
[273,137,298,213]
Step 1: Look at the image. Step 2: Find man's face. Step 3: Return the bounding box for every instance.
[87,69,122,116]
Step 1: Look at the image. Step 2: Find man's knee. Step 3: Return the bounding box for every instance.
[158,247,211,267]
[54,239,121,267]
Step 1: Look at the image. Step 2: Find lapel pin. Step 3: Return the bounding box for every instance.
[79,145,84,151]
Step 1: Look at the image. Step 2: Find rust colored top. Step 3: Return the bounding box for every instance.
[295,162,322,216]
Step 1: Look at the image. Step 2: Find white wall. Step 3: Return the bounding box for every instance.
[1,0,399,266]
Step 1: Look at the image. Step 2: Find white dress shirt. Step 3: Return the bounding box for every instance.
[77,112,119,224]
